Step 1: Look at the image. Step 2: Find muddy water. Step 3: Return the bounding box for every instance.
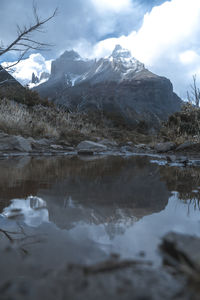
[0,155,200,270]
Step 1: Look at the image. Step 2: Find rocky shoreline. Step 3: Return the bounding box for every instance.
[0,131,200,166]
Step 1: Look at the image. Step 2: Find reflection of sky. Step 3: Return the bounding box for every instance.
[1,192,200,266]
[64,193,200,263]
[2,196,49,227]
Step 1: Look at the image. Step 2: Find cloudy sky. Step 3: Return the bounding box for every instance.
[1,0,200,98]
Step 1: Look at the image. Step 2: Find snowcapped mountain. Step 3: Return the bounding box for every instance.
[38,45,145,89]
[35,45,182,130]
[76,45,145,85]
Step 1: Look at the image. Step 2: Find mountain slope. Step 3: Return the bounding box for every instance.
[0,66,25,100]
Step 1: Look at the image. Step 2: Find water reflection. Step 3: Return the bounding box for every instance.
[0,155,200,265]
[2,196,48,227]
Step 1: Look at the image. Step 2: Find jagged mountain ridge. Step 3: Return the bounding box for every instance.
[75,45,145,85]
[35,45,182,129]
[35,45,147,94]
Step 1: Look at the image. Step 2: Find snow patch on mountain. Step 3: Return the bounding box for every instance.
[75,45,145,85]
[29,78,50,89]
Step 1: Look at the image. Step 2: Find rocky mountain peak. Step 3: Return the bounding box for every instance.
[50,50,93,81]
[108,45,145,75]
[73,45,146,85]
[111,44,132,59]
[59,50,81,61]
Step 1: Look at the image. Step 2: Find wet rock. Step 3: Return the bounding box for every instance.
[78,149,94,155]
[35,138,51,146]
[31,138,51,150]
[77,141,107,153]
[0,135,32,152]
[120,145,133,153]
[98,139,118,148]
[50,144,63,150]
[161,232,200,270]
[176,141,196,151]
[154,142,176,153]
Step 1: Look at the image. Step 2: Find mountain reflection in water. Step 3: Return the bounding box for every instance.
[0,155,200,265]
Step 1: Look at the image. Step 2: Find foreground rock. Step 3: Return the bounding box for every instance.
[1,230,200,299]
[0,133,32,152]
[0,255,192,300]
[154,142,176,153]
[0,132,76,155]
[176,141,196,151]
[161,232,200,271]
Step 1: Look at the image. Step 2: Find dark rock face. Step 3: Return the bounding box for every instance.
[40,72,50,81]
[32,72,39,84]
[0,65,25,99]
[51,50,93,79]
[35,46,183,129]
[35,50,94,100]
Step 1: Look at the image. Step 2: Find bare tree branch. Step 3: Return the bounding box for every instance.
[0,3,57,76]
[0,7,57,57]
[187,74,200,107]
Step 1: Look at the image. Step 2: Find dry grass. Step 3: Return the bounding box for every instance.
[159,103,200,144]
[0,98,101,140]
[0,98,155,145]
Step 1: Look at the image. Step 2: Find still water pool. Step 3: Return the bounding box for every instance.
[0,155,200,268]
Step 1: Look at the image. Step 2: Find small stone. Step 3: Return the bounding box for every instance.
[154,142,175,153]
[77,141,107,153]
[50,144,63,150]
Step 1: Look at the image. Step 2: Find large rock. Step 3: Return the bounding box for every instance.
[176,141,196,151]
[161,232,200,270]
[0,135,32,152]
[154,142,176,153]
[77,141,107,153]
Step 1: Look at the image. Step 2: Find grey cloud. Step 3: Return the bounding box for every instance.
[0,0,160,60]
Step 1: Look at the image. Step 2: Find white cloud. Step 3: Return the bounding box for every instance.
[90,0,133,13]
[179,51,199,65]
[90,0,200,97]
[2,54,51,85]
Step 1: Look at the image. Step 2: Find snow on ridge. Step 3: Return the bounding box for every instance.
[109,45,145,73]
